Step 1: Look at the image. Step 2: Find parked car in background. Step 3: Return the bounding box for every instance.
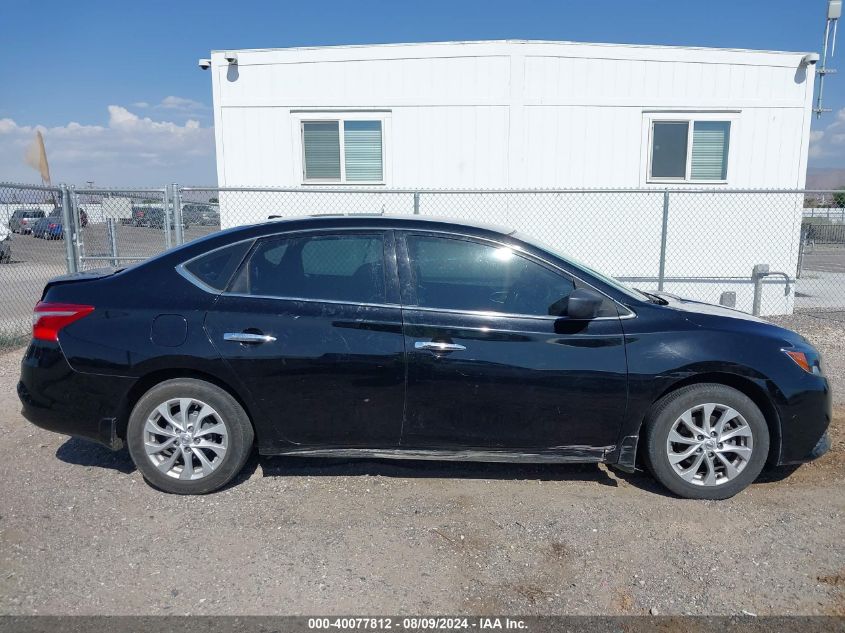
[146,207,188,230]
[0,224,11,263]
[18,216,831,498]
[29,208,86,239]
[31,210,64,240]
[131,207,153,227]
[182,204,220,226]
[8,209,45,234]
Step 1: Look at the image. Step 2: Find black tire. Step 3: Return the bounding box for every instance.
[127,378,254,494]
[643,383,769,500]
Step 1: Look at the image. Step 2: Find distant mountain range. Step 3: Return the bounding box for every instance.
[806,168,845,190]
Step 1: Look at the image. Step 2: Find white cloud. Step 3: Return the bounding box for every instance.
[809,130,826,158]
[157,95,207,111]
[0,105,215,186]
[807,108,845,165]
[130,96,206,112]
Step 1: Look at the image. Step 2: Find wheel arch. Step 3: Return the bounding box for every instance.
[117,367,257,441]
[638,372,782,467]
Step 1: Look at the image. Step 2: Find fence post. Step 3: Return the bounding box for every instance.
[106,218,119,267]
[162,184,173,250]
[658,189,670,291]
[751,264,769,317]
[60,184,78,274]
[172,182,184,246]
[413,192,420,215]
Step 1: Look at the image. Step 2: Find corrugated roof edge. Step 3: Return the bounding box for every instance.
[211,39,812,57]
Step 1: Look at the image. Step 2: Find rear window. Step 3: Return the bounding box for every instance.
[182,241,252,291]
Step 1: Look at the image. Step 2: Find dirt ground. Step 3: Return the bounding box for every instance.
[0,314,842,616]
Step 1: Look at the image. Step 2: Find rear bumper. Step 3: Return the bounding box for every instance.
[18,341,135,450]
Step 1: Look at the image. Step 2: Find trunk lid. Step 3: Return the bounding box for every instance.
[41,267,122,300]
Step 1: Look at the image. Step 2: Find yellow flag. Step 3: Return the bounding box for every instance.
[24,130,51,184]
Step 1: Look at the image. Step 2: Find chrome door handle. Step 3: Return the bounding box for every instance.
[414,341,466,352]
[223,332,276,344]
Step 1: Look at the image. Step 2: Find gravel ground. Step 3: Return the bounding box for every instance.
[0,315,842,616]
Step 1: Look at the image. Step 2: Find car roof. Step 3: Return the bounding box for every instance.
[261,213,515,236]
[158,213,521,268]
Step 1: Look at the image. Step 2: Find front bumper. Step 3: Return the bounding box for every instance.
[775,375,833,465]
[810,432,831,461]
[18,341,135,450]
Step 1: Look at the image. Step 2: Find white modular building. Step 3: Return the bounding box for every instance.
[206,40,817,314]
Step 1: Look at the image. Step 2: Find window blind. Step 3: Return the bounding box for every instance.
[344,121,383,181]
[691,121,730,180]
[303,122,341,180]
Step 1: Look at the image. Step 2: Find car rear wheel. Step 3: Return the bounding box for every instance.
[643,383,769,500]
[127,378,254,494]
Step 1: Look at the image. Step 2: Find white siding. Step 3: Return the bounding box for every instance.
[211,40,813,190]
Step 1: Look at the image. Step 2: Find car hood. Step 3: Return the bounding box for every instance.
[652,292,809,345]
[653,292,767,323]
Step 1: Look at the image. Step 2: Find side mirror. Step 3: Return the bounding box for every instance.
[566,288,604,320]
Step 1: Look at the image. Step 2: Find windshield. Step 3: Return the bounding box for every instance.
[513,231,651,302]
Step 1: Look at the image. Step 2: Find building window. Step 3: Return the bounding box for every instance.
[302,120,383,183]
[302,122,341,180]
[649,120,731,182]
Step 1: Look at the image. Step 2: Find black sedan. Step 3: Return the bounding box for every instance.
[18,216,831,498]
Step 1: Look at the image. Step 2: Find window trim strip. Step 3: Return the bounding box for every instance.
[174,226,637,321]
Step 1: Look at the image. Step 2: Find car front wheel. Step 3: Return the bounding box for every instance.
[643,383,769,500]
[127,378,254,494]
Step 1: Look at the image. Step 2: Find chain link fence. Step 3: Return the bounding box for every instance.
[0,183,70,348]
[2,182,844,350]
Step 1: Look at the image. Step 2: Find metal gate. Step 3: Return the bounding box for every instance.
[70,186,177,271]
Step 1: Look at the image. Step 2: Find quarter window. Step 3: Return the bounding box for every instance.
[182,241,253,291]
[302,120,384,183]
[406,235,577,317]
[237,233,386,304]
[650,120,731,181]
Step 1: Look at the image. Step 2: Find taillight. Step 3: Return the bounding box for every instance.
[32,302,95,342]
[48,223,58,229]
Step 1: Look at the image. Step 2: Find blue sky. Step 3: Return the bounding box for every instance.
[1,0,843,185]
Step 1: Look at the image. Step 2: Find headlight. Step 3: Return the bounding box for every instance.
[783,348,824,376]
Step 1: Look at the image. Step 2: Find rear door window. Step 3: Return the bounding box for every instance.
[236,233,386,304]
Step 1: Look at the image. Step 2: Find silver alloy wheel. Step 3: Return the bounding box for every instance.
[666,402,754,486]
[143,398,229,480]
